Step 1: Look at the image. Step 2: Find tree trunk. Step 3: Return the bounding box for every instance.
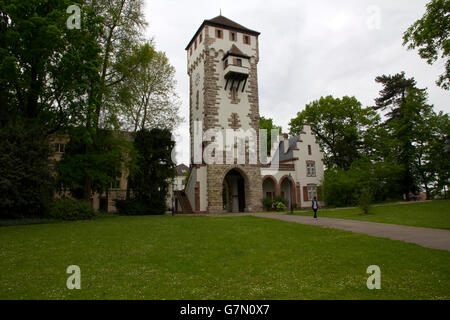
[83,176,92,201]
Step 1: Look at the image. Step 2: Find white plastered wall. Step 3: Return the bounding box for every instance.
[294,125,325,207]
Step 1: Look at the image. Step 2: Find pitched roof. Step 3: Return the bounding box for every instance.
[222,44,250,60]
[207,16,260,35]
[276,136,302,162]
[185,15,260,50]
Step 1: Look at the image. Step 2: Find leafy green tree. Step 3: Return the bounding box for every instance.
[420,112,450,198]
[128,129,175,214]
[289,95,380,169]
[66,0,147,199]
[404,92,446,199]
[403,0,450,90]
[87,0,147,130]
[323,160,403,207]
[116,42,182,132]
[57,128,131,200]
[0,120,54,218]
[0,0,102,130]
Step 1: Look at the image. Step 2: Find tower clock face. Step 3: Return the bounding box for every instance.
[194,73,200,86]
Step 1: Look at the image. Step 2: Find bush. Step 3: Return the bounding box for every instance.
[273,196,288,206]
[115,199,163,215]
[49,198,95,221]
[273,201,286,212]
[0,120,54,218]
[323,160,404,207]
[262,197,273,211]
[359,188,373,215]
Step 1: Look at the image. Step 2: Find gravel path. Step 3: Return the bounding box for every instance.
[251,213,450,251]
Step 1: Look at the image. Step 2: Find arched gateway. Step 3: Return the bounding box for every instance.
[223,169,246,212]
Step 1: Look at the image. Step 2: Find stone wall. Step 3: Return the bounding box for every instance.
[207,164,263,213]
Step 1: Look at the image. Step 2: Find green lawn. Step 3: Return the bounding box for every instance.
[0,215,449,299]
[292,200,450,229]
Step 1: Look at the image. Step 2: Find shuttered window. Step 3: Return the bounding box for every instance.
[308,185,317,201]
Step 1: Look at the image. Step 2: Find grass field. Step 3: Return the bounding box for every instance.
[292,200,450,229]
[0,215,449,299]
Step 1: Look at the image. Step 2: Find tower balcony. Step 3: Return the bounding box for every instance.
[224,64,249,81]
[224,62,249,91]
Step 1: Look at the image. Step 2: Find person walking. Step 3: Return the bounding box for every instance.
[312,197,319,220]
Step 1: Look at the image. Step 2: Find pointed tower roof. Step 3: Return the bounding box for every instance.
[207,16,259,34]
[185,15,260,50]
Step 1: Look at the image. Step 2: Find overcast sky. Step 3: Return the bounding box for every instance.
[143,0,449,165]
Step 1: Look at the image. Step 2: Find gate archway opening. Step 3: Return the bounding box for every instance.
[223,169,246,213]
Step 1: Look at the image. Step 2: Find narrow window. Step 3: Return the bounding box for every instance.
[306,161,316,177]
[236,58,242,67]
[230,31,236,41]
[190,47,192,56]
[231,89,238,100]
[196,90,199,110]
[216,29,223,39]
[308,145,312,155]
[194,39,197,50]
[199,32,203,43]
[54,143,65,153]
[244,35,250,45]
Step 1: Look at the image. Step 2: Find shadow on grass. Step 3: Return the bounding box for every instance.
[0,212,119,227]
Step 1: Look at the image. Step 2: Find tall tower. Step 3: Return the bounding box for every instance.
[185,15,263,213]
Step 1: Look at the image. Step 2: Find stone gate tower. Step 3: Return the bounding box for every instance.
[184,15,263,213]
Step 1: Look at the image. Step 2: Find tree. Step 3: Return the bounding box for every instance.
[374,72,417,120]
[128,129,175,214]
[404,91,443,199]
[0,120,54,218]
[322,160,403,207]
[260,116,282,156]
[289,95,380,169]
[57,128,132,200]
[423,112,450,198]
[374,73,424,199]
[116,42,182,132]
[86,0,147,130]
[66,0,146,200]
[0,0,104,214]
[403,0,450,90]
[0,0,102,131]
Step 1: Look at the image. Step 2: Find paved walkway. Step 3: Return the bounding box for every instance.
[251,214,450,252]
